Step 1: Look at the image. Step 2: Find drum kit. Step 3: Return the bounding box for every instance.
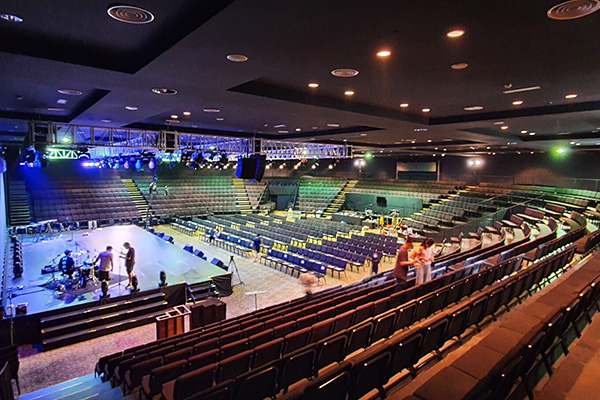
[47,243,100,293]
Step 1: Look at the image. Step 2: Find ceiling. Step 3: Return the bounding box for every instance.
[1,0,600,155]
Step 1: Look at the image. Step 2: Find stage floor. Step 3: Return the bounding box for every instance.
[8,225,226,315]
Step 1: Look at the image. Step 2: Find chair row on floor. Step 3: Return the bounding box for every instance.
[280,244,578,400]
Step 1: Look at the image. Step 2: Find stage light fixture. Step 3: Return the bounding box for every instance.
[159,270,167,287]
[148,159,156,169]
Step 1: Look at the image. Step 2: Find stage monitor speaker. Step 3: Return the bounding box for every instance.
[236,157,258,179]
[210,257,225,269]
[376,196,387,207]
[252,154,267,182]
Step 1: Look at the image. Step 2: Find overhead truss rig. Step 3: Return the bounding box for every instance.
[29,121,352,160]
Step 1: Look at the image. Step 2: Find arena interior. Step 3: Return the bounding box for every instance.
[1,1,600,400]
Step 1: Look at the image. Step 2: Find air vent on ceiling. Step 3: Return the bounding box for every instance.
[107,5,155,24]
[331,68,360,78]
[547,0,600,20]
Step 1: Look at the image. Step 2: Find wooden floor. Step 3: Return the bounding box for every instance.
[8,225,225,315]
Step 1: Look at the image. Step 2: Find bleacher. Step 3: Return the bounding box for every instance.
[27,178,141,224]
[295,179,346,212]
[244,181,267,210]
[135,176,239,219]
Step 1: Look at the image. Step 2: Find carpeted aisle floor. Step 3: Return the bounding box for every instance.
[18,224,392,394]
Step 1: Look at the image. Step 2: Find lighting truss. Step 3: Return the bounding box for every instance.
[28,121,352,160]
[46,148,80,160]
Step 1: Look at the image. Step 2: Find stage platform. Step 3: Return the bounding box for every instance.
[7,225,226,316]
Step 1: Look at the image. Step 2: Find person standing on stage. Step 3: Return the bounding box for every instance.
[394,236,417,290]
[121,242,135,289]
[95,246,114,282]
[59,250,75,280]
[252,234,262,262]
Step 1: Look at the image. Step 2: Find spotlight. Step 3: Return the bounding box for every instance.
[148,159,156,169]
[134,159,143,171]
[159,270,167,287]
[123,160,130,169]
[328,164,334,169]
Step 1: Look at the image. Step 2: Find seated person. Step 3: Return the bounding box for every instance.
[59,249,75,279]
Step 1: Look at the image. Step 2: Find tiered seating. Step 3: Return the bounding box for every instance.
[351,180,458,202]
[295,179,346,212]
[135,176,238,219]
[28,178,140,223]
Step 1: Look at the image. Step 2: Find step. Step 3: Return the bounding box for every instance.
[40,292,165,329]
[42,310,168,350]
[17,373,100,400]
[41,300,168,338]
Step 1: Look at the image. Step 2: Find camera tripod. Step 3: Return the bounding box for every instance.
[228,256,244,286]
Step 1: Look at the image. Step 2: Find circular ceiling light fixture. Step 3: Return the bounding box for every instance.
[216,117,224,121]
[107,5,154,24]
[422,108,431,113]
[529,132,536,135]
[331,68,359,78]
[308,82,319,88]
[464,105,483,111]
[451,62,469,70]
[344,90,355,96]
[170,115,178,119]
[565,93,578,99]
[512,100,524,105]
[0,14,24,23]
[203,108,220,113]
[152,88,177,95]
[125,106,138,111]
[493,121,504,125]
[547,0,600,20]
[327,123,340,127]
[376,49,391,57]
[57,89,82,96]
[446,29,465,38]
[400,103,409,108]
[501,125,509,130]
[226,54,248,62]
[183,111,191,116]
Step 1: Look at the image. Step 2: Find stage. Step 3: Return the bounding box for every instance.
[7,225,227,316]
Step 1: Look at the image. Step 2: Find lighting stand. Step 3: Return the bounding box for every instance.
[228,256,244,286]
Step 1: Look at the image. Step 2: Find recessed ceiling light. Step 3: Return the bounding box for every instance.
[203,108,220,113]
[58,89,82,96]
[344,90,355,96]
[107,5,154,24]
[216,117,224,121]
[312,127,318,130]
[308,82,319,88]
[493,121,504,125]
[446,29,465,38]
[529,132,536,136]
[57,99,68,105]
[331,68,359,78]
[125,106,138,111]
[0,14,24,23]
[47,107,65,112]
[547,0,600,20]
[274,124,286,128]
[278,130,288,133]
[570,141,576,145]
[400,103,409,108]
[451,63,469,70]
[422,108,431,113]
[295,128,301,132]
[360,133,367,136]
[565,93,578,99]
[376,50,391,58]
[227,54,248,62]
[152,88,177,96]
[501,125,509,130]
[521,130,527,134]
[327,123,340,127]
[427,139,432,143]
[503,86,540,94]
[464,106,483,111]
[101,119,112,123]
[170,115,178,119]
[576,142,581,146]
[512,100,524,105]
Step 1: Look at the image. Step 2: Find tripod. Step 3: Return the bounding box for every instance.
[228,256,244,286]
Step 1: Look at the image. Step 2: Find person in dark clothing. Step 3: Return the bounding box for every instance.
[59,250,75,279]
[370,251,381,275]
[394,236,417,290]
[121,242,135,288]
[252,234,262,262]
